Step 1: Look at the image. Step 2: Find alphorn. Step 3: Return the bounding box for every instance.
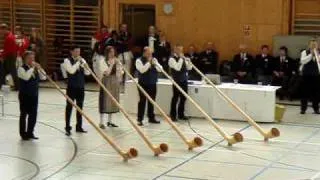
[119,61,203,150]
[189,61,280,141]
[82,62,168,156]
[156,63,243,146]
[38,68,138,162]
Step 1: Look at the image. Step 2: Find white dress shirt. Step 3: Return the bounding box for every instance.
[136,57,163,74]
[18,65,47,81]
[62,57,90,76]
[168,55,192,71]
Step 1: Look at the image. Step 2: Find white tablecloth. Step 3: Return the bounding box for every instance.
[123,79,280,122]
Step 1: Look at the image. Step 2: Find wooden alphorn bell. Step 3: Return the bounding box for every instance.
[38,68,138,162]
[156,62,243,146]
[119,61,203,150]
[82,62,168,156]
[189,61,280,141]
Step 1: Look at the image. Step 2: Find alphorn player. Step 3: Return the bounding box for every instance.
[300,39,320,114]
[18,51,46,140]
[169,45,192,121]
[62,45,91,136]
[95,46,123,129]
[135,47,163,126]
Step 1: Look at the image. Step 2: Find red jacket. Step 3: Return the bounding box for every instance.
[16,36,30,57]
[0,32,18,58]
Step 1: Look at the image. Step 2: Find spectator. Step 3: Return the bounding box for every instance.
[185,45,201,80]
[144,26,159,54]
[155,32,171,72]
[256,45,274,85]
[118,24,134,79]
[199,42,219,74]
[231,44,255,84]
[104,30,120,49]
[272,46,296,99]
[0,23,19,90]
[15,26,30,68]
[91,26,109,50]
[30,27,46,70]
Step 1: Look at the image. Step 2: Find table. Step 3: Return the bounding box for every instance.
[123,79,280,122]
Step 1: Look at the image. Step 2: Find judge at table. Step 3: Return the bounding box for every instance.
[231,44,255,84]
[136,47,163,126]
[169,45,192,121]
[199,42,218,74]
[256,45,274,85]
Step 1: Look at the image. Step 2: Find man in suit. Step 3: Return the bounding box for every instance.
[199,42,219,74]
[272,46,296,99]
[256,45,274,85]
[155,32,171,72]
[144,26,159,55]
[232,44,255,84]
[185,45,201,80]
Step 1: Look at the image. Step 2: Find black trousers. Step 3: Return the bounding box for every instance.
[19,93,38,138]
[65,87,84,130]
[137,83,156,121]
[300,76,320,112]
[0,55,19,89]
[170,81,188,118]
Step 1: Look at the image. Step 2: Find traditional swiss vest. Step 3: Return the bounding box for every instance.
[302,50,319,76]
[138,57,158,85]
[19,64,40,97]
[171,56,188,82]
[67,57,85,89]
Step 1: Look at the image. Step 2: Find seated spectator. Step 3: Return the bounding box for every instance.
[185,45,201,80]
[272,46,296,99]
[231,44,255,84]
[256,45,274,85]
[30,27,46,70]
[199,42,218,74]
[104,30,120,50]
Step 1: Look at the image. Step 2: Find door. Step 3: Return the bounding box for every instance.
[121,4,155,46]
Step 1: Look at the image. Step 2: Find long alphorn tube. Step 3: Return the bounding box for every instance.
[189,62,280,141]
[38,68,138,161]
[119,61,202,150]
[82,63,168,156]
[157,64,243,146]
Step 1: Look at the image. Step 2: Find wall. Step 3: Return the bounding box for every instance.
[104,0,290,60]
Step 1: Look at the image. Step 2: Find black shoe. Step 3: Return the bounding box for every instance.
[179,116,189,120]
[107,122,119,127]
[29,135,39,140]
[300,111,306,114]
[149,119,160,124]
[76,128,87,133]
[137,121,143,126]
[65,131,71,136]
[21,136,30,141]
[170,116,178,122]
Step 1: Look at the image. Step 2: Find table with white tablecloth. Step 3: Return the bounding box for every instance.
[123,79,280,122]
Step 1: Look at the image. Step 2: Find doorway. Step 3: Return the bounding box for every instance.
[120,4,156,46]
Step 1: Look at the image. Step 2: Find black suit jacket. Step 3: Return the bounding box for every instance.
[256,54,274,76]
[232,53,255,75]
[199,50,219,74]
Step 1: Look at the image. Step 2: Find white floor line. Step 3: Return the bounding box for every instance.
[310,171,320,180]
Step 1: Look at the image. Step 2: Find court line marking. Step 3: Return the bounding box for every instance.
[248,129,320,180]
[152,125,251,180]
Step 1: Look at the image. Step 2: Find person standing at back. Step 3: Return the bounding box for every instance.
[0,23,19,90]
[299,39,320,114]
[62,45,91,136]
[169,45,192,121]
